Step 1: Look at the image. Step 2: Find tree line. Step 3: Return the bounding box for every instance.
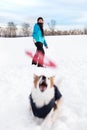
[0,20,87,37]
[0,22,31,37]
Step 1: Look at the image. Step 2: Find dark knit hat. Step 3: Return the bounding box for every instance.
[37,17,43,21]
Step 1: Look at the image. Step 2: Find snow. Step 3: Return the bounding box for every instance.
[0,35,87,130]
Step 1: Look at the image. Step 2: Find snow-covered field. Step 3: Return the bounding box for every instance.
[0,35,87,130]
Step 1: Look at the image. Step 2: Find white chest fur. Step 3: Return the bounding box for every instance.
[31,87,54,108]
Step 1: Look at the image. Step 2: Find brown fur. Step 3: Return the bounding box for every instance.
[49,76,55,87]
[34,75,55,88]
[33,74,39,88]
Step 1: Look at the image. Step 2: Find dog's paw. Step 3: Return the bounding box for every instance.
[35,125,41,130]
[41,120,53,130]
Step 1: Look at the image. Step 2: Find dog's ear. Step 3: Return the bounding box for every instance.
[33,74,39,88]
[34,74,38,79]
[49,76,55,87]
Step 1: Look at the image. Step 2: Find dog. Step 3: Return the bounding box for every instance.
[29,74,62,128]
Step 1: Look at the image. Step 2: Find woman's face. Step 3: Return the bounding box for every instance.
[38,19,44,24]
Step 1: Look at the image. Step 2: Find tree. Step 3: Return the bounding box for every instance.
[48,19,56,35]
[6,22,17,37]
[84,26,87,34]
[22,23,30,37]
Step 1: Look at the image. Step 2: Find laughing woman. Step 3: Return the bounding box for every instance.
[32,17,48,67]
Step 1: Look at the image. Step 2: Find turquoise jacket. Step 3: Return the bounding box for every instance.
[32,23,48,47]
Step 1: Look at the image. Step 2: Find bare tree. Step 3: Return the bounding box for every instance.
[0,27,6,37]
[6,22,17,37]
[22,23,30,37]
[48,19,56,35]
[84,25,87,34]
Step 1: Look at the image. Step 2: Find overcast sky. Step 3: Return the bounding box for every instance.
[0,0,87,27]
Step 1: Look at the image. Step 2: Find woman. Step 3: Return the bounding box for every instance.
[32,17,48,67]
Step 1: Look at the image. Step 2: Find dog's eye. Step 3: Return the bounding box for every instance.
[39,76,41,79]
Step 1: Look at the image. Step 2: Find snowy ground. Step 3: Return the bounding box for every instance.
[0,35,87,130]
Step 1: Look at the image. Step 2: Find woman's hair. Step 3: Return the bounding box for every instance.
[37,17,44,36]
[37,17,43,22]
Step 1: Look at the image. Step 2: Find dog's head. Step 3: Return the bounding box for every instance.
[33,74,55,92]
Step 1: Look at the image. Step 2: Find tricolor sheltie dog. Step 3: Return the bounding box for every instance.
[29,74,62,128]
